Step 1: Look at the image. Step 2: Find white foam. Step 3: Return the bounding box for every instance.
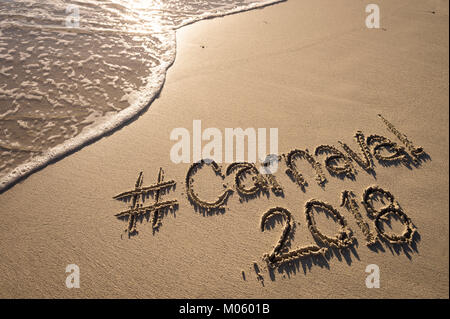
[0,0,285,192]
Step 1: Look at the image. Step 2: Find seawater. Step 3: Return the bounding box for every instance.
[0,0,283,191]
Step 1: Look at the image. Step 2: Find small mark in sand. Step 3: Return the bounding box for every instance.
[253,262,265,287]
[200,45,206,49]
[241,270,246,281]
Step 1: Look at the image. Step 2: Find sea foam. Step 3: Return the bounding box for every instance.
[0,0,284,192]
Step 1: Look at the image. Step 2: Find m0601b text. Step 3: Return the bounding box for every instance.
[223,303,269,314]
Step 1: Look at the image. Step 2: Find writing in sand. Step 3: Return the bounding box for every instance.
[113,114,427,267]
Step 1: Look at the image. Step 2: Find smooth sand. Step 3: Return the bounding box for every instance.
[0,0,448,298]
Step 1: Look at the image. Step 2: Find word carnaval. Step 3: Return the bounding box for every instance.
[184,114,426,210]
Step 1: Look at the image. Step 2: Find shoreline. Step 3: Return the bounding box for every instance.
[0,0,285,194]
[0,0,448,298]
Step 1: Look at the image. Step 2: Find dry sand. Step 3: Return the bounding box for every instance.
[0,0,448,298]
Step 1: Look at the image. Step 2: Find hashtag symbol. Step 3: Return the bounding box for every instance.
[113,168,178,236]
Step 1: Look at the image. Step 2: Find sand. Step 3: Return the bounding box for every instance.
[0,0,448,298]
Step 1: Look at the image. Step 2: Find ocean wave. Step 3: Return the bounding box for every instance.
[0,0,284,192]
